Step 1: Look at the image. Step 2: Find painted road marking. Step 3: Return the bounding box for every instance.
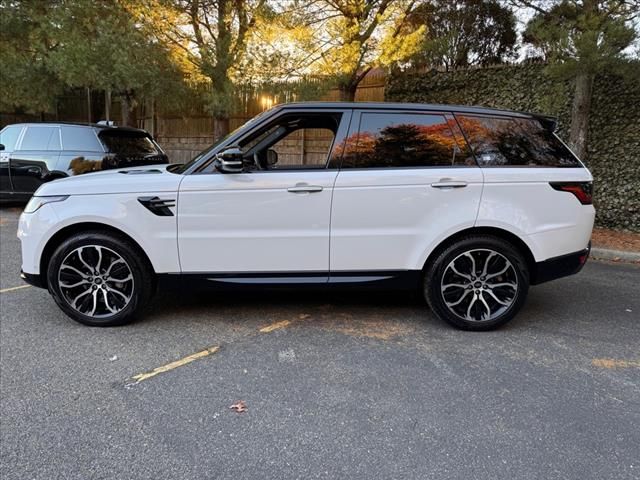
[592,358,640,369]
[0,284,31,294]
[129,346,220,384]
[259,320,291,333]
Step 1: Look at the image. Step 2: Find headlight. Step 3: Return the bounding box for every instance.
[24,195,69,214]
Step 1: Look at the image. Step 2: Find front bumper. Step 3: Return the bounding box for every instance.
[531,243,590,285]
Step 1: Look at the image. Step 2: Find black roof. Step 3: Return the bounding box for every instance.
[273,102,558,130]
[7,121,150,134]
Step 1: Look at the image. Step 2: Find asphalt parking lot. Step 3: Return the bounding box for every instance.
[1,206,639,480]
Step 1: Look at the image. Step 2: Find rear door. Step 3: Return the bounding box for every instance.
[0,125,24,195]
[9,125,61,194]
[330,109,484,274]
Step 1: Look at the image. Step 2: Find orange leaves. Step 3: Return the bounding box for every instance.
[230,400,247,413]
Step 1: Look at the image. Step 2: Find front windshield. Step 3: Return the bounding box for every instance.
[170,109,274,174]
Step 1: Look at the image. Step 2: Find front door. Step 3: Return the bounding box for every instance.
[177,109,352,276]
[0,125,23,195]
[330,109,484,274]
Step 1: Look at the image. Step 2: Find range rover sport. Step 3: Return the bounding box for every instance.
[1,122,168,201]
[18,102,594,330]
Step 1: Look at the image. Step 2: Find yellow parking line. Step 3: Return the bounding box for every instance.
[592,358,640,369]
[259,320,291,333]
[130,346,220,384]
[0,284,31,294]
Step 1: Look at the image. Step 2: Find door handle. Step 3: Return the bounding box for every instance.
[431,181,468,189]
[287,184,323,193]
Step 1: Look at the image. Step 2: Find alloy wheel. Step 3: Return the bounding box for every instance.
[440,248,518,322]
[57,245,134,318]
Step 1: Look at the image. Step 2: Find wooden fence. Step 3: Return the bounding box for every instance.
[1,72,386,163]
[141,72,386,163]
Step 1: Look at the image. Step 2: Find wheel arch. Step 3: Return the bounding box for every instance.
[39,222,156,289]
[422,226,536,280]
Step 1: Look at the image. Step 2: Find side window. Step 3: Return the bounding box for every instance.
[238,113,341,170]
[270,128,335,168]
[341,113,466,169]
[456,115,581,167]
[19,126,61,151]
[61,126,103,151]
[0,126,23,152]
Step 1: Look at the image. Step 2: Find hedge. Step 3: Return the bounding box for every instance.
[385,63,640,232]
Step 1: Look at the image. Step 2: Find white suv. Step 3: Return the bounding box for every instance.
[18,103,594,330]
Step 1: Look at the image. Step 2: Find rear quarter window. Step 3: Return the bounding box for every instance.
[61,126,103,151]
[456,114,581,167]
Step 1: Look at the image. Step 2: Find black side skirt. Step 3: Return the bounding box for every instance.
[158,270,422,291]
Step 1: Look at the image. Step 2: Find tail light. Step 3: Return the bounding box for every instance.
[550,181,593,205]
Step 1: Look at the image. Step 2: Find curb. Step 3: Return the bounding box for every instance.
[590,247,640,264]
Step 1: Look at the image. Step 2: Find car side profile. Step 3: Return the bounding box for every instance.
[18,102,594,330]
[0,122,167,201]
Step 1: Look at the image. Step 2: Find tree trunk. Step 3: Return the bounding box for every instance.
[150,98,156,138]
[214,116,230,140]
[569,71,594,161]
[338,83,357,102]
[86,87,92,123]
[120,92,138,127]
[105,89,111,123]
[121,94,130,127]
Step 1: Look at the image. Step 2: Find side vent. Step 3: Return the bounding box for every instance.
[137,196,176,216]
[120,169,163,174]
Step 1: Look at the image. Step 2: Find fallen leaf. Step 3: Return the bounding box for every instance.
[230,400,247,413]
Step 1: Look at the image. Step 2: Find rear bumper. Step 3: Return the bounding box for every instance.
[531,243,590,285]
[20,270,45,289]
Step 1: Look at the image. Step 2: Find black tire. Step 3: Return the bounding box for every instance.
[424,235,529,331]
[47,230,154,326]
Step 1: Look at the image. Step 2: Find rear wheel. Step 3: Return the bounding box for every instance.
[424,235,529,331]
[47,231,154,326]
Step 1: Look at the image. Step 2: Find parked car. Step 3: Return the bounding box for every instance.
[0,122,168,201]
[18,102,594,330]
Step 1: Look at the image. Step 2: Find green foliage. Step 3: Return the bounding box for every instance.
[523,0,637,77]
[408,0,518,70]
[0,0,192,115]
[386,63,640,231]
[0,1,66,112]
[50,1,188,103]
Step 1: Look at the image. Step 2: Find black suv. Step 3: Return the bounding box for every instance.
[0,122,168,201]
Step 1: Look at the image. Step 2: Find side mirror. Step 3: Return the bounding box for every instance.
[266,148,278,167]
[214,146,244,173]
[0,144,5,151]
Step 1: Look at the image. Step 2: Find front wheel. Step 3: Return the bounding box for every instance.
[47,231,154,326]
[424,236,530,331]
